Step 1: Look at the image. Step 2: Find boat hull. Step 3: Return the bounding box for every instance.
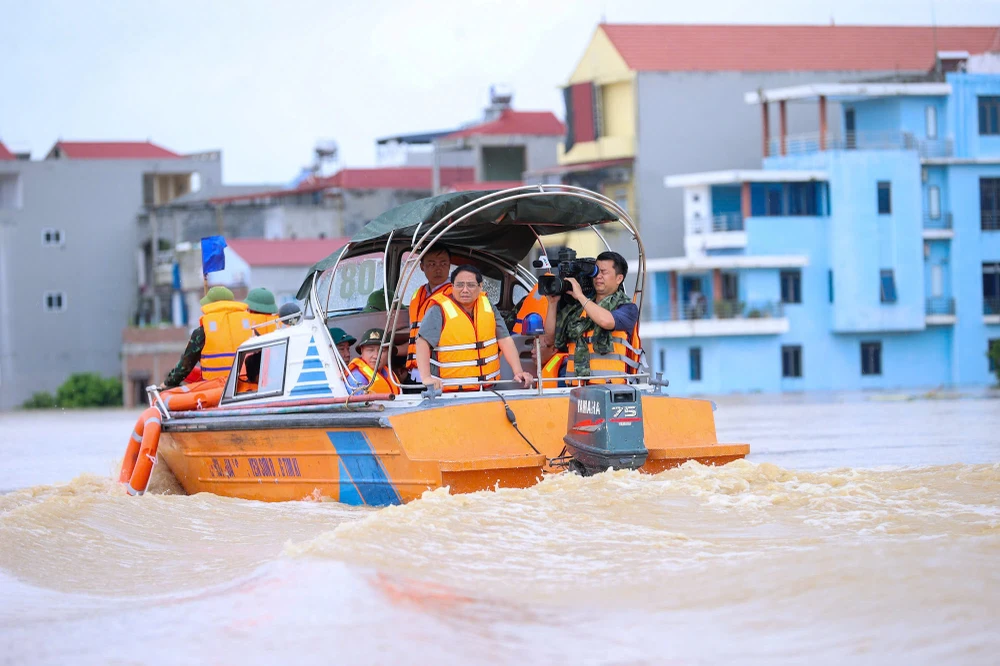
[157,394,748,504]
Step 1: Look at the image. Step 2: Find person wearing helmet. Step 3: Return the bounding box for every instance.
[328,327,356,365]
[163,286,247,388]
[346,328,400,395]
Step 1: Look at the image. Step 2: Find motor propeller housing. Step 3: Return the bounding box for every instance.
[563,385,648,476]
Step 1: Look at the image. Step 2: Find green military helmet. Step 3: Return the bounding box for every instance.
[245,287,278,314]
[355,328,384,353]
[328,327,357,346]
[200,286,235,306]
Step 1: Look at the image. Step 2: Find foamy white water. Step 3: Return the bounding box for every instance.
[1,394,998,665]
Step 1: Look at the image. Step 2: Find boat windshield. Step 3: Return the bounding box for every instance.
[315,252,386,316]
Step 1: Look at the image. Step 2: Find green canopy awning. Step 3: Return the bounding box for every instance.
[297,189,617,300]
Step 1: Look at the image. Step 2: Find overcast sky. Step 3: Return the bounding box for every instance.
[2,0,999,184]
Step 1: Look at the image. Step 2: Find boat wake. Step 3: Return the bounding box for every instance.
[2,461,998,664]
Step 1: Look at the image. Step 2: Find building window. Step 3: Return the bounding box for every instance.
[877,181,892,214]
[614,193,628,215]
[931,265,944,298]
[781,345,803,378]
[721,273,738,301]
[990,339,999,373]
[765,187,782,215]
[861,341,882,376]
[925,106,937,139]
[928,186,941,220]
[978,96,1000,135]
[41,229,65,246]
[981,178,1000,231]
[594,85,605,138]
[689,347,701,382]
[43,292,66,312]
[880,269,898,303]
[780,270,802,304]
[828,270,834,303]
[985,262,1000,314]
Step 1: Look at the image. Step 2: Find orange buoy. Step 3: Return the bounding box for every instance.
[119,407,162,496]
[160,378,224,411]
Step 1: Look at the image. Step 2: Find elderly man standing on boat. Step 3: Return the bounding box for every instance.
[405,245,453,382]
[415,265,531,392]
[542,251,640,384]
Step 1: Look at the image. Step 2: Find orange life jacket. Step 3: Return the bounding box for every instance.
[199,301,253,380]
[428,292,501,392]
[539,351,567,387]
[565,310,641,385]
[347,358,400,395]
[247,311,279,336]
[512,282,549,334]
[406,282,453,370]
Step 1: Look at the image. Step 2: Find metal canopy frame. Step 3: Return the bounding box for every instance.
[310,184,646,395]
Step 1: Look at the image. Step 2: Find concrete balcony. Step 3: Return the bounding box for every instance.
[686,212,747,252]
[767,131,953,158]
[925,297,956,325]
[922,212,953,239]
[985,298,1000,325]
[645,300,789,338]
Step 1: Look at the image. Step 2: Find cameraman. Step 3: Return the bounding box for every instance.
[542,251,639,383]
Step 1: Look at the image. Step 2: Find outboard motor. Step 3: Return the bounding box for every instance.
[563,385,647,476]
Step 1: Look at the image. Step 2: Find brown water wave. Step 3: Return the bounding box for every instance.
[0,473,371,595]
[283,461,1000,605]
[2,460,998,663]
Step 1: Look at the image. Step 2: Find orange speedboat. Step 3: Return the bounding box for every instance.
[130,186,748,504]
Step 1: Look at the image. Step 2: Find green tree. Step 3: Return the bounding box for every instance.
[22,391,58,409]
[54,373,123,408]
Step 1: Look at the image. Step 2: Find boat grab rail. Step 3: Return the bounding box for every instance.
[418,372,655,399]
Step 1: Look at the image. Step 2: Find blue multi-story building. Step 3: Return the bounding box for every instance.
[646,53,1000,394]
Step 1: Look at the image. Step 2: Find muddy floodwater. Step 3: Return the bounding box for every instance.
[1,392,998,665]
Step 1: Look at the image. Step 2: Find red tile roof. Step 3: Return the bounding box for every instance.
[49,141,182,159]
[600,24,1000,72]
[0,142,14,161]
[448,181,524,192]
[228,238,350,267]
[446,110,565,139]
[314,166,475,190]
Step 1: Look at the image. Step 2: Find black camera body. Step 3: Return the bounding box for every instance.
[535,248,598,298]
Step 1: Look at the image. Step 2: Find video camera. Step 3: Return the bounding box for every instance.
[535,248,598,298]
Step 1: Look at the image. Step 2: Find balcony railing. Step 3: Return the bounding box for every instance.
[691,213,744,234]
[666,300,784,322]
[926,297,955,315]
[985,298,1000,316]
[767,131,953,157]
[923,212,953,230]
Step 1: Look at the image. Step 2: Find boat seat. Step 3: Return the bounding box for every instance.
[495,333,536,390]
